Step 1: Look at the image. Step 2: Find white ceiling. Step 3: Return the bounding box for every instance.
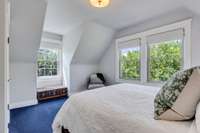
[43,0,200,35]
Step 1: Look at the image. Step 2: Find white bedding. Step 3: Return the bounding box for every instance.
[52,83,193,133]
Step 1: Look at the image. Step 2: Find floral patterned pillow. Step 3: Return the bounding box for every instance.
[154,66,200,121]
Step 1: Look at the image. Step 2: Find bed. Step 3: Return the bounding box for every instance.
[52,83,195,133]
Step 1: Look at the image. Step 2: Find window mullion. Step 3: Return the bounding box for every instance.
[140,37,147,83]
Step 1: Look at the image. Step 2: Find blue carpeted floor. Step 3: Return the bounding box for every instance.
[9,97,67,133]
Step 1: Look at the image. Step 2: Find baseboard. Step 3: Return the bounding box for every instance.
[10,99,38,109]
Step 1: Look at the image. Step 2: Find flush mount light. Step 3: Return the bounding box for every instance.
[90,0,110,8]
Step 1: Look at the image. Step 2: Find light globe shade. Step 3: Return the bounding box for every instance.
[90,0,110,8]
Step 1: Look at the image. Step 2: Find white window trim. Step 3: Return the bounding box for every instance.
[37,47,62,78]
[37,39,63,88]
[117,39,142,81]
[115,19,192,84]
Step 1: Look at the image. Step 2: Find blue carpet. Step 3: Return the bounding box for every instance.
[9,97,67,133]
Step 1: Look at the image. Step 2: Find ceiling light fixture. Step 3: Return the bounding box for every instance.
[90,0,110,8]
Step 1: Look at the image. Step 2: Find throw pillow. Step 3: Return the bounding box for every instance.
[154,66,200,120]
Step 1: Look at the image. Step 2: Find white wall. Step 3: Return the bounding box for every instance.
[99,8,200,84]
[69,22,114,93]
[99,40,116,85]
[62,22,114,93]
[68,22,114,93]
[10,62,37,108]
[10,0,47,108]
[62,25,83,90]
[70,64,99,93]
[191,14,200,66]
[0,0,7,132]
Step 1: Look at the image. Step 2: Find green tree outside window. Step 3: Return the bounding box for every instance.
[120,47,140,80]
[37,49,58,77]
[149,40,182,81]
[119,40,182,82]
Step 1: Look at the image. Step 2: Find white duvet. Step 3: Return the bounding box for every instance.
[52,83,193,133]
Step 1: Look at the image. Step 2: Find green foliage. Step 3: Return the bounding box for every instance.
[149,41,181,81]
[120,49,140,80]
[120,40,182,81]
[37,49,58,77]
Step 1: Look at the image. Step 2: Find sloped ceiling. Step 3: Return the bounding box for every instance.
[44,0,200,35]
[63,24,84,65]
[43,0,200,66]
[44,0,88,35]
[71,22,115,64]
[43,0,200,65]
[10,0,47,62]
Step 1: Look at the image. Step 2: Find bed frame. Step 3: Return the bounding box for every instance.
[62,127,70,133]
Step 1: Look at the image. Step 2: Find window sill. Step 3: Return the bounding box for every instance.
[37,76,61,81]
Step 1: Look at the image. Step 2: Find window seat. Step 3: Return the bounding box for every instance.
[37,85,68,101]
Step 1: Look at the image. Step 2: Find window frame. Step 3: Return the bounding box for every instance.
[37,40,63,82]
[115,19,192,84]
[147,39,184,83]
[118,39,142,81]
[37,47,62,79]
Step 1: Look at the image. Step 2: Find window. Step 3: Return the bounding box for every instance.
[37,48,61,77]
[147,29,184,82]
[148,40,182,82]
[116,19,191,84]
[37,34,63,89]
[118,39,141,80]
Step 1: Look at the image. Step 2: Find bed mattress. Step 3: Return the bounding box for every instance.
[52,83,193,133]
